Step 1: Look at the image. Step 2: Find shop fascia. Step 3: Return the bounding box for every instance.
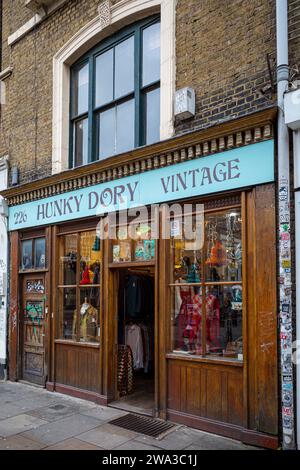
[9,139,274,233]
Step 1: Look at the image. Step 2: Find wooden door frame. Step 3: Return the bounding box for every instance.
[105,261,159,414]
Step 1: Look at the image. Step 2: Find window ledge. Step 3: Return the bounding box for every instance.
[55,339,100,348]
[166,353,243,367]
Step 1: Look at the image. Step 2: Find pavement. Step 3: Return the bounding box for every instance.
[0,381,258,450]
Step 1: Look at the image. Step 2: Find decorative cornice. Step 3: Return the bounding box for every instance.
[1,108,277,207]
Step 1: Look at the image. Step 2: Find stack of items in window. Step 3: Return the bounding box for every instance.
[117,270,154,396]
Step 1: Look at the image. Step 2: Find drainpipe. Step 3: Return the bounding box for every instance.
[294,129,300,450]
[276,0,296,450]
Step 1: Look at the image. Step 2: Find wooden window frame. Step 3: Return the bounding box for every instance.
[19,236,47,273]
[69,15,161,169]
[56,228,103,345]
[167,198,245,365]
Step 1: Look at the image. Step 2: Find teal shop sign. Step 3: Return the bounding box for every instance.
[9,140,274,231]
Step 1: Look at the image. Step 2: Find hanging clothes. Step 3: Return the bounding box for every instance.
[125,324,144,369]
[176,288,221,353]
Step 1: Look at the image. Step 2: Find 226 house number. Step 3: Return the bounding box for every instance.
[14,211,27,225]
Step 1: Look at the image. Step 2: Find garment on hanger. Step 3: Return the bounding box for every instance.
[125,323,144,369]
[176,288,221,353]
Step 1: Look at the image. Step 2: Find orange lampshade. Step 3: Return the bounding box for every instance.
[206,240,228,267]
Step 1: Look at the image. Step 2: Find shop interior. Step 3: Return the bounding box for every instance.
[110,266,155,416]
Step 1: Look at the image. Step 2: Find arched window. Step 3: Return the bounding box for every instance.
[70,16,160,168]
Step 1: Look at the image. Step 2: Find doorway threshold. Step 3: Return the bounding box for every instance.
[109,400,154,417]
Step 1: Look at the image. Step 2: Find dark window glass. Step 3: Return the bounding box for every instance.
[21,240,33,270]
[73,63,89,116]
[116,99,135,154]
[74,118,88,167]
[99,107,115,159]
[142,22,160,87]
[95,49,114,107]
[146,87,160,144]
[115,36,134,99]
[35,238,46,268]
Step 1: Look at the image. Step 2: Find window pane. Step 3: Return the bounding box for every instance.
[74,118,88,167]
[95,49,114,107]
[99,107,115,159]
[21,240,33,270]
[142,22,160,87]
[205,210,242,282]
[34,238,46,269]
[80,231,101,292]
[146,87,160,144]
[79,231,101,342]
[73,63,89,116]
[58,287,76,340]
[170,213,205,284]
[115,36,134,99]
[171,286,203,355]
[59,234,77,285]
[116,99,134,154]
[78,289,100,342]
[205,285,243,360]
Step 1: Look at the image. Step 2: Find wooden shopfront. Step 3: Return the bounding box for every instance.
[3,109,279,448]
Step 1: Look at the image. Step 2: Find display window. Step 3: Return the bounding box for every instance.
[170,207,243,360]
[58,230,101,343]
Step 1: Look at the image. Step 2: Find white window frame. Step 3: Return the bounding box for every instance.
[52,0,176,174]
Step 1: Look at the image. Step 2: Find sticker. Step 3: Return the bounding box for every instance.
[281,232,290,241]
[283,415,293,428]
[282,391,293,407]
[279,187,288,201]
[170,220,181,237]
[282,382,293,391]
[283,406,292,416]
[282,260,291,269]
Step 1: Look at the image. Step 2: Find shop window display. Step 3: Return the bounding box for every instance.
[111,223,155,263]
[58,231,101,343]
[170,208,243,360]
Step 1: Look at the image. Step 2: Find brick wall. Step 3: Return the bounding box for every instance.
[0,0,276,185]
[175,0,276,134]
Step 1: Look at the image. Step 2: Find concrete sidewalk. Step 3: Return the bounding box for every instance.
[0,381,258,450]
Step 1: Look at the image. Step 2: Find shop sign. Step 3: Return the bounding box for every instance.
[8,140,274,231]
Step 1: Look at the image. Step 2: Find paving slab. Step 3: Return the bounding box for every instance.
[78,423,138,450]
[0,414,48,438]
[27,403,89,422]
[0,434,45,450]
[80,406,128,422]
[44,437,104,450]
[135,427,194,450]
[21,413,102,446]
[115,440,161,451]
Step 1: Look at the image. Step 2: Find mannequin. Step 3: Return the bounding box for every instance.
[72,296,98,341]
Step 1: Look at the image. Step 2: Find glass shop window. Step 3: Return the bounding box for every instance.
[21,237,46,270]
[169,207,243,361]
[58,230,101,343]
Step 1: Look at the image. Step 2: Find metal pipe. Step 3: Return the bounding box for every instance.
[276,0,296,450]
[294,129,300,449]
